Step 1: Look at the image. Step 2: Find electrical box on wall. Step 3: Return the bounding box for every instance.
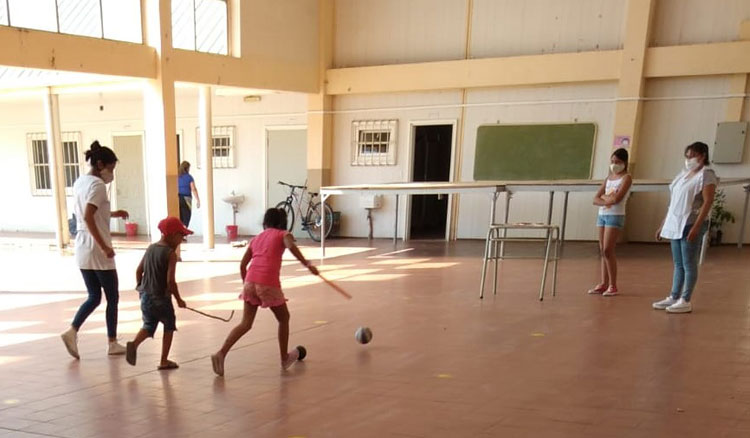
[360,194,382,209]
[713,121,748,164]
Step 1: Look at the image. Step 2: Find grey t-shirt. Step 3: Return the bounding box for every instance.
[136,243,173,302]
[687,168,718,225]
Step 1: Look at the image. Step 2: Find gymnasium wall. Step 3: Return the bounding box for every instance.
[329,0,750,242]
[0,90,307,237]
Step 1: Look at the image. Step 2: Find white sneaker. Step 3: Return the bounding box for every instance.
[107,341,127,356]
[652,296,677,310]
[281,348,299,370]
[61,328,79,359]
[666,298,692,314]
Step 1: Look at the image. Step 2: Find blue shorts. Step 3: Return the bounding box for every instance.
[597,214,625,229]
[140,293,177,336]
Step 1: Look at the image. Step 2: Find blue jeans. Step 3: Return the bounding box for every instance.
[72,270,119,338]
[670,222,708,302]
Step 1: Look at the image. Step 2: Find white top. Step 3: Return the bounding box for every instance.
[73,174,115,270]
[598,176,629,216]
[660,167,718,240]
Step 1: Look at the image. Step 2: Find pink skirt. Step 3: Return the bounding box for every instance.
[240,282,287,308]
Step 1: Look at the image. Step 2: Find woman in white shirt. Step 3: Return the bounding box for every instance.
[61,141,129,358]
[589,148,632,297]
[653,142,717,314]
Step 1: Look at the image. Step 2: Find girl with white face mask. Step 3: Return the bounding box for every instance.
[61,140,130,359]
[589,148,633,297]
[653,142,717,314]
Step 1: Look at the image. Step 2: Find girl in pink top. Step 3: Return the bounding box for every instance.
[211,208,318,376]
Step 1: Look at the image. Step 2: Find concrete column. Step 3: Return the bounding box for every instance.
[42,89,70,249]
[142,0,179,237]
[725,21,750,122]
[612,0,656,168]
[448,0,474,241]
[306,0,334,193]
[199,86,215,249]
[228,0,242,58]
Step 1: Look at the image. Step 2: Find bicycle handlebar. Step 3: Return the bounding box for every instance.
[278,181,307,189]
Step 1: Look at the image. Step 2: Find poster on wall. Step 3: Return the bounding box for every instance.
[613,135,631,150]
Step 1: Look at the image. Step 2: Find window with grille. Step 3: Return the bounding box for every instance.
[351,120,397,166]
[28,132,81,196]
[196,125,235,168]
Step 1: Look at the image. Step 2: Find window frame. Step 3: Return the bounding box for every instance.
[351,120,398,166]
[27,131,83,197]
[195,125,236,169]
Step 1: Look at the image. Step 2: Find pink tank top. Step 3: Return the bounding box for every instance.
[245,228,288,288]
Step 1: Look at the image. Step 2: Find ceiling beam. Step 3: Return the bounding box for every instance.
[0,25,156,79]
[170,50,318,93]
[644,40,750,78]
[326,50,623,95]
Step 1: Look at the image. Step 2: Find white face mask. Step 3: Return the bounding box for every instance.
[684,158,700,171]
[100,168,114,184]
[610,163,625,174]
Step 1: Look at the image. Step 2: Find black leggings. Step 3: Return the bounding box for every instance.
[179,195,192,227]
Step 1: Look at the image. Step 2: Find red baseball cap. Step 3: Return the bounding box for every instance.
[158,216,193,236]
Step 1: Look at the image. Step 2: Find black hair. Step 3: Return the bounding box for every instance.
[84,140,118,168]
[611,148,629,171]
[263,208,288,230]
[684,141,710,165]
[179,161,191,176]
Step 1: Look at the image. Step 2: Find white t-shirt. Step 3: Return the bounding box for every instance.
[73,174,115,270]
[598,175,629,216]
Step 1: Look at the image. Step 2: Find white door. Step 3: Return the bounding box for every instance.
[266,129,307,238]
[113,135,147,234]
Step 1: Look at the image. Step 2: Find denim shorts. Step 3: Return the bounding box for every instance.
[140,292,177,336]
[597,214,625,229]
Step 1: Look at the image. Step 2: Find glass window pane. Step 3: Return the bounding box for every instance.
[172,0,195,50]
[101,0,142,43]
[58,0,101,38]
[8,0,58,31]
[195,0,227,54]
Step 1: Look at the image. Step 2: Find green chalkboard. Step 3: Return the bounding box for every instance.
[473,123,596,181]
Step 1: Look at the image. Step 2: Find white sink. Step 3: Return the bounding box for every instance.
[221,194,245,205]
[222,192,245,227]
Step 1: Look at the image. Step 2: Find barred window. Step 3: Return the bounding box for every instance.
[351,120,397,166]
[196,125,235,168]
[28,132,81,196]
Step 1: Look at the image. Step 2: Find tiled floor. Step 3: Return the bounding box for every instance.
[1,238,749,437]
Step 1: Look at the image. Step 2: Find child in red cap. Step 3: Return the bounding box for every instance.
[126,216,190,370]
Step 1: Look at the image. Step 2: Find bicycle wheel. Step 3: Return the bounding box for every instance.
[305,202,334,242]
[275,201,295,233]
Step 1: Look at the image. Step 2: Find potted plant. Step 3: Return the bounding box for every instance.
[710,189,735,245]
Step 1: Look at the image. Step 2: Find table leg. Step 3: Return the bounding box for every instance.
[546,191,555,225]
[394,194,399,245]
[320,193,328,259]
[560,191,569,248]
[500,192,511,257]
[739,185,750,249]
[479,227,492,299]
[540,227,553,301]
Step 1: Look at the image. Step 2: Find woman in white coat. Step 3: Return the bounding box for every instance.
[653,142,717,314]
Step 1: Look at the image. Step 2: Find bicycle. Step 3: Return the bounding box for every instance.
[275,181,334,242]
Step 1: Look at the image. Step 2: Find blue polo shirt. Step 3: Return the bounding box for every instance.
[178,173,194,196]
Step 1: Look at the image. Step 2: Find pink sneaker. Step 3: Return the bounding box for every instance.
[603,286,619,297]
[587,284,607,294]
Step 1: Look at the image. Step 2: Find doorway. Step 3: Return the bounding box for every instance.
[112,134,147,234]
[266,128,307,238]
[409,124,453,239]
